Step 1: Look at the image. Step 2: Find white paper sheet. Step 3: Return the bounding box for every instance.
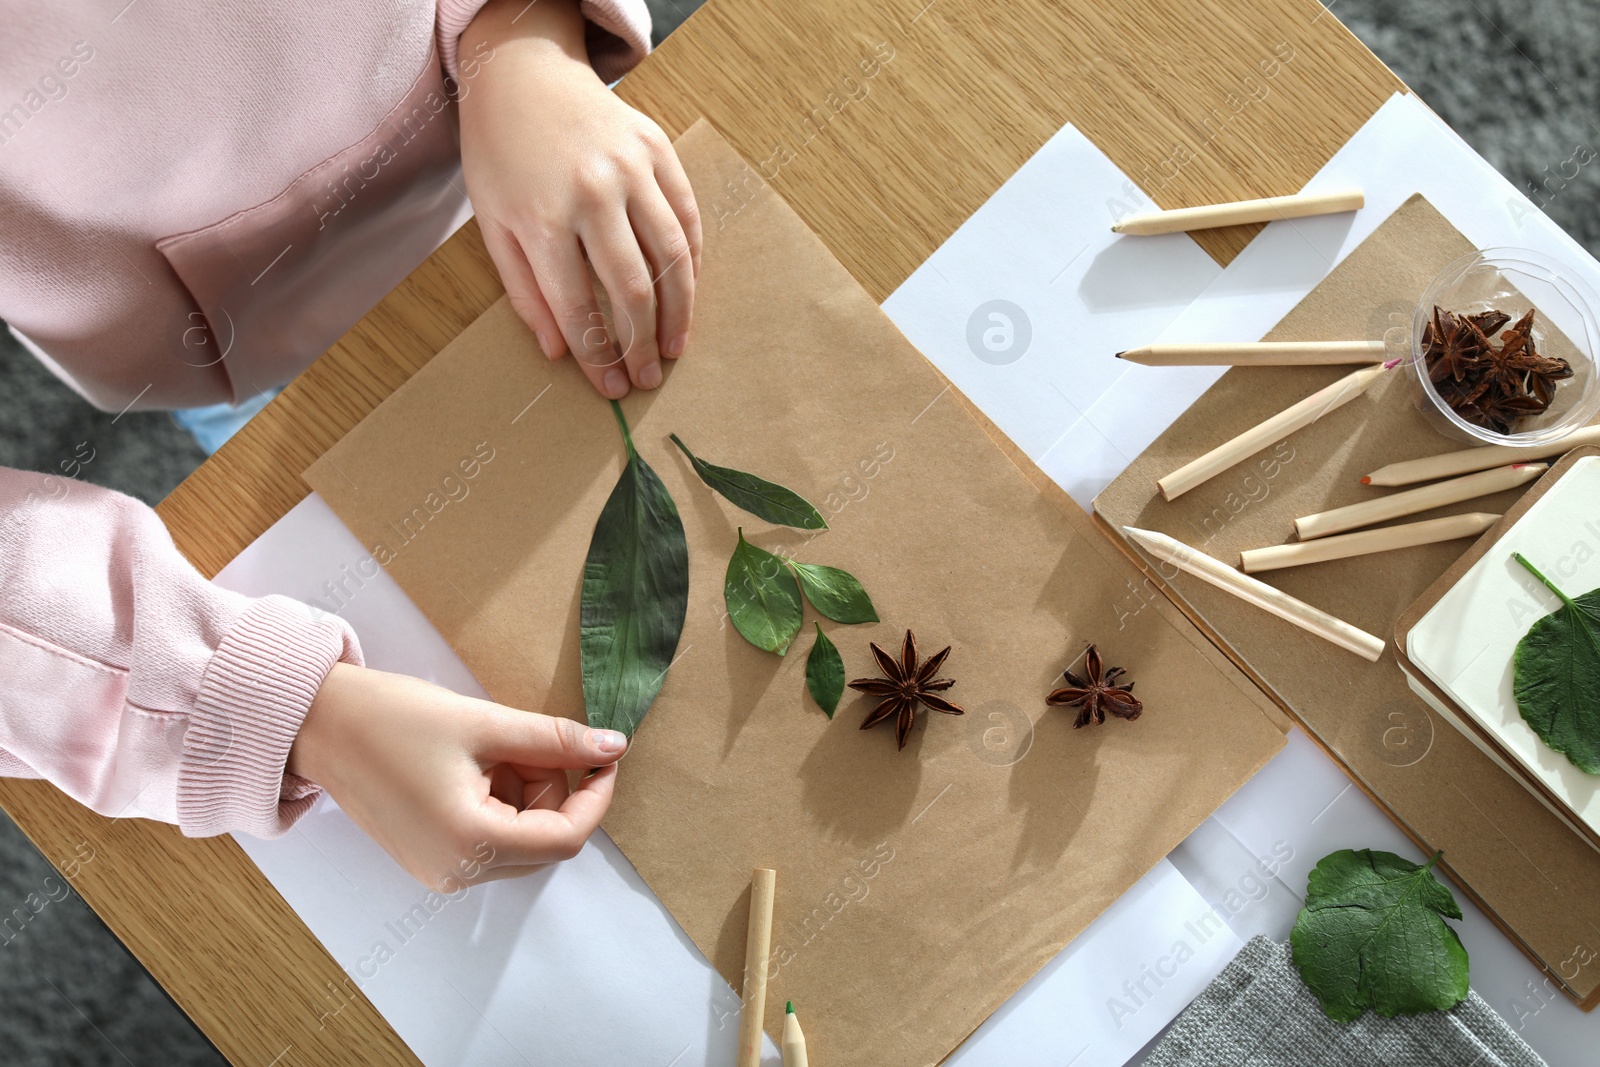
[885,94,1600,510]
[880,125,1223,506]
[946,859,1241,1067]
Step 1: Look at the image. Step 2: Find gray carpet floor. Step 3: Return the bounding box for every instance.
[1,1,1594,1062]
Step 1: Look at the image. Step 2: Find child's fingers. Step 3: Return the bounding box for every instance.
[483,222,565,360]
[487,763,528,810]
[651,150,703,280]
[526,233,629,399]
[522,770,570,812]
[480,765,571,816]
[474,708,628,770]
[480,763,617,867]
[628,187,694,360]
[580,209,662,390]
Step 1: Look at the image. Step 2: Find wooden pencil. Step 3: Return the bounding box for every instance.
[1117,341,1387,366]
[1239,512,1501,573]
[1122,526,1385,661]
[1111,188,1364,235]
[1361,424,1600,486]
[782,1002,809,1067]
[1295,464,1546,541]
[1157,362,1392,500]
[737,869,778,1067]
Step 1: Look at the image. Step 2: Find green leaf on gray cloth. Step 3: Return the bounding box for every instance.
[579,401,690,738]
[725,528,803,654]
[1289,849,1469,1022]
[805,624,845,718]
[1511,552,1600,774]
[669,433,826,530]
[789,561,879,624]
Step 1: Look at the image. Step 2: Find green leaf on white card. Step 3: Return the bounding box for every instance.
[1511,552,1600,774]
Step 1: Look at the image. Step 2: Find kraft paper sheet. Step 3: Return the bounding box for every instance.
[1095,194,1600,1006]
[306,121,1288,1063]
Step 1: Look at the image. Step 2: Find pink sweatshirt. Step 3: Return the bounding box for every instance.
[0,0,649,837]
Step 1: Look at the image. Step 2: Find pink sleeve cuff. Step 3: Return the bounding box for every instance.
[435,0,652,85]
[176,597,363,839]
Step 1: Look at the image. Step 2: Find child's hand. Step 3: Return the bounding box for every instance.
[459,0,701,401]
[288,663,627,890]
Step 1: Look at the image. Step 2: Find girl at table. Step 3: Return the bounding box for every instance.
[0,0,700,887]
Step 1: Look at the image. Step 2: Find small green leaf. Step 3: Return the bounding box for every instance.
[805,624,845,718]
[670,434,826,530]
[789,561,878,624]
[579,401,690,738]
[725,529,803,654]
[1289,849,1469,1022]
[1511,553,1600,774]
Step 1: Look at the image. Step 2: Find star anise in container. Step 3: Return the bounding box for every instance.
[1046,644,1142,728]
[1458,390,1548,435]
[1465,311,1543,402]
[1424,305,1571,435]
[848,630,963,750]
[1500,311,1574,404]
[1528,357,1575,406]
[1421,307,1485,385]
[1464,308,1511,336]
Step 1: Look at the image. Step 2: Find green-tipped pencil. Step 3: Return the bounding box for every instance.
[782,1001,809,1066]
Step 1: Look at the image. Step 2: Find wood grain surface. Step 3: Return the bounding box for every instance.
[0,1,1403,1061]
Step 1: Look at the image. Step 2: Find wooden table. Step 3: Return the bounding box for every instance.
[0,1,1402,1062]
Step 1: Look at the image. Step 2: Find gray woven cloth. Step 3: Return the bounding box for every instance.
[1144,936,1547,1067]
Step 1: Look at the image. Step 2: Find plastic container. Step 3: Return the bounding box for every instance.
[1410,247,1600,446]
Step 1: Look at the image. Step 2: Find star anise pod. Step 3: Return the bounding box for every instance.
[847,630,963,749]
[1464,309,1511,336]
[1422,306,1485,385]
[1499,312,1574,403]
[1474,313,1532,393]
[1046,644,1142,728]
[1458,389,1549,435]
[1499,309,1535,354]
[1528,355,1574,406]
[1461,312,1563,410]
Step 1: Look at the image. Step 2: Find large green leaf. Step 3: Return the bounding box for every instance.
[670,433,826,530]
[789,561,878,624]
[725,529,803,654]
[805,624,845,718]
[1289,849,1469,1022]
[1512,552,1600,774]
[579,402,690,738]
